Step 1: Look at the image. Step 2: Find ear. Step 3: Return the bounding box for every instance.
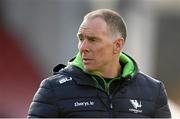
[113,38,125,54]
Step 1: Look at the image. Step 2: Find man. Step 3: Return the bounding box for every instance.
[28,9,171,118]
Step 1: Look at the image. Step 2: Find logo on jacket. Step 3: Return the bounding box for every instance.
[129,99,142,113]
[74,101,94,107]
[59,77,72,84]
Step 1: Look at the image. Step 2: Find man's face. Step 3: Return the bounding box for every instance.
[77,17,116,73]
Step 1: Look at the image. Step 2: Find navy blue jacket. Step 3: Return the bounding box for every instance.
[28,53,171,118]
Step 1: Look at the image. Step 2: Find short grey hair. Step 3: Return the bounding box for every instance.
[84,9,127,40]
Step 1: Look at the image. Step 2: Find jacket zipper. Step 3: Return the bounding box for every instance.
[105,83,113,118]
[92,75,116,117]
[109,94,113,117]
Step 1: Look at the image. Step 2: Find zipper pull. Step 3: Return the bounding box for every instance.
[109,95,113,109]
[110,103,113,109]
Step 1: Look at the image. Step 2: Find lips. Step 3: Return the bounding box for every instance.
[82,58,93,64]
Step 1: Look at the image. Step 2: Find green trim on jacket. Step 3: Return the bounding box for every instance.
[69,52,138,94]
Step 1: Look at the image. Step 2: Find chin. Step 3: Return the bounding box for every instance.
[84,66,96,72]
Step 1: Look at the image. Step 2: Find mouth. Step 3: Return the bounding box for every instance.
[82,58,93,64]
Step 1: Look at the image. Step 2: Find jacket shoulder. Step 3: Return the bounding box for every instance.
[130,71,163,100]
[41,71,74,90]
[134,71,162,88]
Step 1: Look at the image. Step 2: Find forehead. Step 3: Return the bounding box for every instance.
[78,17,108,36]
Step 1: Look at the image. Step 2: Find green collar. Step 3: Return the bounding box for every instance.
[69,52,138,79]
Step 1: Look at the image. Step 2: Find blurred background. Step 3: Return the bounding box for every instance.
[0,0,180,118]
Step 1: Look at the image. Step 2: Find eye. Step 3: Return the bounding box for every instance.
[77,33,84,41]
[88,37,96,42]
[79,37,83,41]
[78,36,84,42]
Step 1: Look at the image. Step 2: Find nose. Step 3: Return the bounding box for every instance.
[78,39,90,52]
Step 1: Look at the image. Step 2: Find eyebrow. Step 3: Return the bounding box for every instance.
[87,36,96,39]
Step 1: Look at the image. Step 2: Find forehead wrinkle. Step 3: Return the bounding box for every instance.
[78,26,95,37]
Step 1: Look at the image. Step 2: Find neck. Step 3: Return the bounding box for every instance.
[103,61,121,78]
[90,59,121,78]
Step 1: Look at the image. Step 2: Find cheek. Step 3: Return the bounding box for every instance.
[94,44,113,59]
